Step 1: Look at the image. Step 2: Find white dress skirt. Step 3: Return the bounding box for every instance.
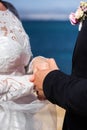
[0,9,57,130]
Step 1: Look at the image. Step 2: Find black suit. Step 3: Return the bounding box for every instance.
[43,18,87,130]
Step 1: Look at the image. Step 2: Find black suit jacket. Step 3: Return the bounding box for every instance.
[43,18,87,130]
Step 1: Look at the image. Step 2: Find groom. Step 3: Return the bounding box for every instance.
[30,17,87,130]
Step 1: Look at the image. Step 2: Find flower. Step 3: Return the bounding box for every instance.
[69,13,80,25]
[69,1,87,25]
[75,7,84,19]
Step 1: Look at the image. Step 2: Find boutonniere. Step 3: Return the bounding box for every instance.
[69,1,87,30]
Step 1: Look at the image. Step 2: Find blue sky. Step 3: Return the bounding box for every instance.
[7,0,83,20]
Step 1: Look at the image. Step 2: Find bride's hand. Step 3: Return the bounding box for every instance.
[30,56,50,73]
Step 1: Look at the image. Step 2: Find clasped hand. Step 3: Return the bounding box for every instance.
[30,56,59,100]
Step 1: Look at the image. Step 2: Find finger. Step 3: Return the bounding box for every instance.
[29,74,35,82]
[37,90,46,100]
[34,85,43,92]
[38,95,46,100]
[33,66,40,73]
[48,58,58,69]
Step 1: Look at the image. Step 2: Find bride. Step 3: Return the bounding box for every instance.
[0,1,57,130]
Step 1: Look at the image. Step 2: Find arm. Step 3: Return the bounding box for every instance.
[0,75,34,101]
[31,58,87,115]
[43,70,87,115]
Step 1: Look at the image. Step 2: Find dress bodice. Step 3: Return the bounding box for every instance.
[0,9,32,75]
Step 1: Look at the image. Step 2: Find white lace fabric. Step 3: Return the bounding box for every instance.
[0,9,57,130]
[0,9,32,74]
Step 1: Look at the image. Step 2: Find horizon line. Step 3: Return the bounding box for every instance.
[20,13,69,20]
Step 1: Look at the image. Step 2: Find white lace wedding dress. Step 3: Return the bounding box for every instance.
[0,9,57,130]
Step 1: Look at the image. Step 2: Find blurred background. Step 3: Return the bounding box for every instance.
[7,0,81,74]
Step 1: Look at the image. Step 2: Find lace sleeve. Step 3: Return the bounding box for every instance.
[0,75,34,101]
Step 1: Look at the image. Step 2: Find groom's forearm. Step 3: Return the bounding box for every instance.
[43,70,87,115]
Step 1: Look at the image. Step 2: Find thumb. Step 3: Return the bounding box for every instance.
[29,74,35,82]
[48,58,59,70]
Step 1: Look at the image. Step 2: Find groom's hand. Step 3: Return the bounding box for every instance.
[30,58,59,100]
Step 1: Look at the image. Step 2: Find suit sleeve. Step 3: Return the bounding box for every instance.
[43,70,87,115]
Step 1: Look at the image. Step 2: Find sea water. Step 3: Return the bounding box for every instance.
[22,20,78,74]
